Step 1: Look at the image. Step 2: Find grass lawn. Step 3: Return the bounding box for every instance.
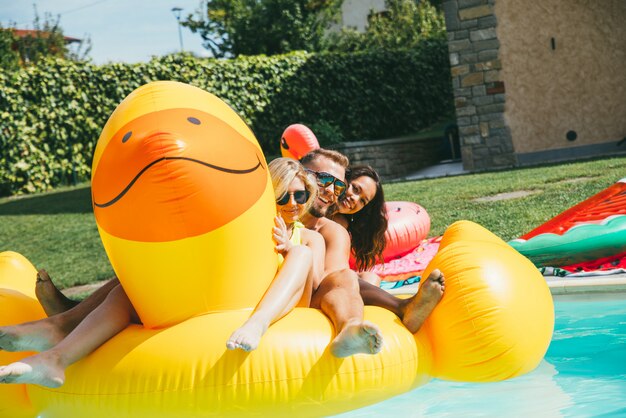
[0,155,624,290]
[386,156,625,240]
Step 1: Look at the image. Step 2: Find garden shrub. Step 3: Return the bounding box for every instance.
[0,39,452,196]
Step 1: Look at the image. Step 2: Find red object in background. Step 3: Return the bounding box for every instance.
[371,236,441,282]
[280,124,319,160]
[521,179,626,239]
[382,202,431,261]
[350,201,431,270]
[561,251,626,273]
[12,29,82,44]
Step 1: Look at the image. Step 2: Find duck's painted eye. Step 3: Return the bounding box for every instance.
[122,131,132,143]
[187,117,201,125]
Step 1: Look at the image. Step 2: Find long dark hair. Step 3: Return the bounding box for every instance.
[344,165,387,271]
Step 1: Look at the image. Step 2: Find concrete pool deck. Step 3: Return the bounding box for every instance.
[388,271,626,296]
[545,272,626,295]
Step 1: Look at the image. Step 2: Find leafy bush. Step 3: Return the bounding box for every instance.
[182,0,341,58]
[0,29,19,71]
[0,40,452,196]
[323,0,446,52]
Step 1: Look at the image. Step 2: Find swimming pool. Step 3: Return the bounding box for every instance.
[336,292,626,417]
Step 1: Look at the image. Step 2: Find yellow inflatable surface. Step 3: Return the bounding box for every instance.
[0,254,45,418]
[0,81,554,417]
[90,81,278,328]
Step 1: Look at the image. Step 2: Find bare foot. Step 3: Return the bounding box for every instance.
[226,318,268,352]
[401,269,445,333]
[35,269,78,317]
[0,320,66,352]
[330,320,383,358]
[0,351,65,388]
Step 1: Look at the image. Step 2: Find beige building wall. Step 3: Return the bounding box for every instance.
[495,0,626,154]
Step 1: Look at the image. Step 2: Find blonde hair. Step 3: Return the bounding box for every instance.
[269,158,318,213]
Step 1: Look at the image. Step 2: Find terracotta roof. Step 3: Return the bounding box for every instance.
[12,29,81,44]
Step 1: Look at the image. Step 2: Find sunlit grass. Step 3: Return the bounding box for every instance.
[0,184,113,289]
[385,156,625,240]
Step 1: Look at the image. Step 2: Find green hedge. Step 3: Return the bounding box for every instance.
[0,39,452,196]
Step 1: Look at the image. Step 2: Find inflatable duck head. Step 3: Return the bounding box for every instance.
[92,81,277,328]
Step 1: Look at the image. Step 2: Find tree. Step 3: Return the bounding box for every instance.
[0,9,91,71]
[0,27,19,71]
[323,0,446,52]
[182,0,341,58]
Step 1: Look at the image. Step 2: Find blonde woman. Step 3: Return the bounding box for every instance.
[226,158,326,351]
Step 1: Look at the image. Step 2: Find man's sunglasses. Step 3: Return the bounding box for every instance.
[306,169,347,197]
[276,190,310,205]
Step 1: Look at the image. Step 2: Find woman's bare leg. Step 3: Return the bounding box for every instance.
[227,245,314,352]
[0,284,139,388]
[0,278,120,352]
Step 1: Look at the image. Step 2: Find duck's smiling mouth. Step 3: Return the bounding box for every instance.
[91,107,269,242]
[94,155,263,208]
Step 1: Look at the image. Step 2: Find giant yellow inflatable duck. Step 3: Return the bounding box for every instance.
[0,81,554,417]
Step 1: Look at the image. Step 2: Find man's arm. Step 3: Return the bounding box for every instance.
[319,221,351,276]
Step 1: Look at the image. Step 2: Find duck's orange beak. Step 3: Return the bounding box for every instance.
[92,108,267,242]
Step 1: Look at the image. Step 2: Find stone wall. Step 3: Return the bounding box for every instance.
[442,0,626,170]
[442,0,516,171]
[332,135,442,181]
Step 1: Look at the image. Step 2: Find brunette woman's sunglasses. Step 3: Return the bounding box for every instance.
[306,169,347,197]
[276,190,310,205]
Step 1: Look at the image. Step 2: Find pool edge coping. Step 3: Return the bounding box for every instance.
[387,273,626,296]
[546,274,626,295]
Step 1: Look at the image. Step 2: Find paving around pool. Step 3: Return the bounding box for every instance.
[389,271,626,297]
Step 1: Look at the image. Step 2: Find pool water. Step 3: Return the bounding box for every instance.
[336,293,626,417]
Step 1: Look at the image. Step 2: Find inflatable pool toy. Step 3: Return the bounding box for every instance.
[1,219,554,417]
[0,82,554,417]
[0,252,45,418]
[509,216,626,267]
[509,179,626,267]
[349,202,431,272]
[373,237,441,282]
[90,81,278,328]
[280,124,319,160]
[520,179,626,238]
[560,247,626,273]
[420,221,553,381]
[350,202,431,280]
[381,202,431,261]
